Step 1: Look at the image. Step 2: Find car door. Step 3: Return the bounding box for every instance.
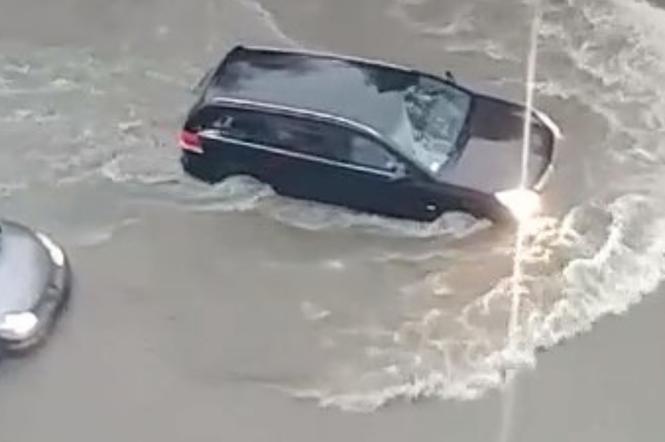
[258,117,446,221]
[194,108,353,201]
[255,114,350,205]
[329,131,446,221]
[195,106,293,182]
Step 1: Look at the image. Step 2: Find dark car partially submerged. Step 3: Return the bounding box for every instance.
[180,46,560,222]
[0,220,70,356]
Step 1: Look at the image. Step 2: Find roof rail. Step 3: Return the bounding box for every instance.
[209,95,398,150]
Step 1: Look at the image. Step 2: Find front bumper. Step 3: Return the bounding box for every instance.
[532,109,561,192]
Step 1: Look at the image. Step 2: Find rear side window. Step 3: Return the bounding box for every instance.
[191,107,327,154]
[217,111,269,142]
[190,106,268,141]
[263,115,398,172]
[263,116,344,159]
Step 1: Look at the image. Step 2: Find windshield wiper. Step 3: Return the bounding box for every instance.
[192,68,214,95]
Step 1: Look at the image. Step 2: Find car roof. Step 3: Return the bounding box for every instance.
[204,46,435,138]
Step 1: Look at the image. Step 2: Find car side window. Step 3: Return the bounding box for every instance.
[345,134,399,171]
[263,116,346,160]
[196,108,403,173]
[190,106,220,130]
[197,108,336,157]
[220,112,269,143]
[262,116,399,173]
[197,107,269,144]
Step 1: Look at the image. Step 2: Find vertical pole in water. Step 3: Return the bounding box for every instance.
[519,0,542,189]
[509,0,542,342]
[500,4,542,442]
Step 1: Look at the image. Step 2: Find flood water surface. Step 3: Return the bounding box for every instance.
[1,0,665,426]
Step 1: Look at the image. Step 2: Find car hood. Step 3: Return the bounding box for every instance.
[437,95,554,193]
[0,221,52,315]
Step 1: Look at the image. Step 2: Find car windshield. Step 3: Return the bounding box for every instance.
[388,77,472,175]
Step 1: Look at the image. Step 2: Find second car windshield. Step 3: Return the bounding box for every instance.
[389,77,472,175]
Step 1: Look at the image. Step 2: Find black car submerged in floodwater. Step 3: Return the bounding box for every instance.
[180,46,561,222]
[0,220,71,356]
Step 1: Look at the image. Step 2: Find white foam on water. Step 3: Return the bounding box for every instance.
[538,0,665,165]
[111,175,274,215]
[295,195,665,411]
[390,0,521,62]
[70,217,139,248]
[233,0,300,47]
[389,1,476,38]
[446,40,520,62]
[301,301,332,322]
[0,181,27,199]
[0,44,195,190]
[181,176,275,213]
[264,198,489,238]
[287,0,665,412]
[133,173,490,238]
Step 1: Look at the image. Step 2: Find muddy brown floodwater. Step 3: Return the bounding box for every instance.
[2,0,665,441]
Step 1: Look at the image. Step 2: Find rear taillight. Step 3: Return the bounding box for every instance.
[179,129,203,154]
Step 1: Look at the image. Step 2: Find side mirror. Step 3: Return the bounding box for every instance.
[388,161,407,180]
